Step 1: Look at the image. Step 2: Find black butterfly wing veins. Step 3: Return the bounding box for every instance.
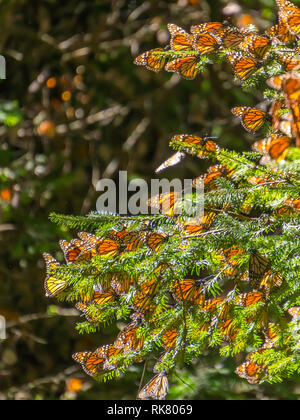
[249,250,271,287]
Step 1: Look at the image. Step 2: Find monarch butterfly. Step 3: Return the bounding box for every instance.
[240,35,271,59]
[43,252,60,271]
[130,312,146,324]
[283,86,300,142]
[99,344,123,360]
[222,245,245,266]
[260,270,283,293]
[195,165,233,190]
[262,323,281,348]
[219,245,245,278]
[131,292,156,313]
[172,279,205,305]
[148,191,181,216]
[235,291,264,307]
[108,228,129,241]
[43,253,67,298]
[77,231,97,244]
[77,232,101,258]
[277,200,298,215]
[285,198,300,211]
[193,32,221,55]
[172,134,220,157]
[279,54,300,72]
[111,272,135,295]
[96,238,124,258]
[167,24,194,51]
[283,73,300,100]
[203,298,224,311]
[196,138,220,158]
[161,329,178,350]
[121,230,144,252]
[196,319,211,334]
[227,53,262,80]
[252,134,291,161]
[184,212,216,235]
[291,117,300,143]
[93,288,117,305]
[172,133,202,145]
[155,152,186,174]
[165,55,200,80]
[59,239,84,264]
[81,345,122,371]
[75,286,96,303]
[134,48,167,73]
[269,100,287,133]
[218,318,237,341]
[219,302,231,321]
[232,107,267,132]
[249,250,271,287]
[72,350,93,366]
[114,318,144,352]
[265,22,297,44]
[190,22,225,36]
[235,359,266,384]
[221,28,247,49]
[75,302,102,323]
[73,351,107,377]
[276,0,300,35]
[276,0,300,14]
[138,373,169,400]
[144,232,168,252]
[247,174,278,186]
[288,306,300,317]
[44,276,67,297]
[139,277,160,296]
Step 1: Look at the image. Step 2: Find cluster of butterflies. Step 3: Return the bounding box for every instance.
[44,222,299,393]
[134,0,300,82]
[43,228,172,298]
[134,0,300,163]
[230,65,300,160]
[42,1,300,396]
[155,135,299,218]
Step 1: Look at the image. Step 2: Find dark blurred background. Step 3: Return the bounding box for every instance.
[0,0,299,399]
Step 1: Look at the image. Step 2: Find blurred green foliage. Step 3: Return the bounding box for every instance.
[0,0,299,400]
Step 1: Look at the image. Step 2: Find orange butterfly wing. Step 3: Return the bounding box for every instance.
[138,373,169,400]
[190,22,225,36]
[134,48,166,73]
[166,55,200,80]
[266,22,296,43]
[193,33,221,55]
[228,53,261,80]
[222,28,246,49]
[96,238,122,257]
[168,24,194,51]
[235,291,264,307]
[232,107,267,132]
[241,35,271,59]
